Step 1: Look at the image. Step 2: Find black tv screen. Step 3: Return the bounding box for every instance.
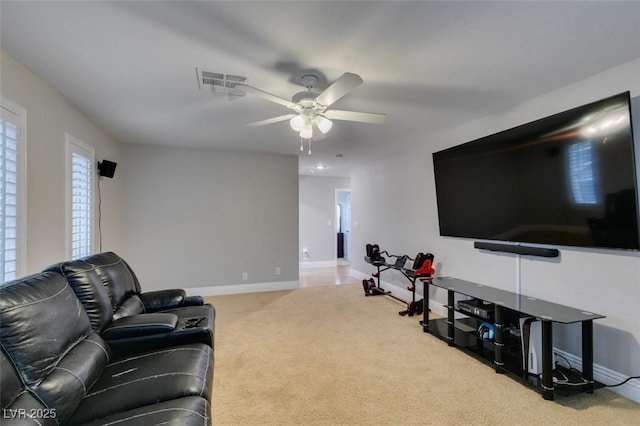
[433,92,639,251]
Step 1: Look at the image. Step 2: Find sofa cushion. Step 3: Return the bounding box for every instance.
[37,333,109,424]
[0,272,110,424]
[69,344,213,425]
[112,294,146,320]
[44,260,113,332]
[1,350,22,412]
[0,272,94,385]
[77,396,210,426]
[84,252,141,311]
[1,351,59,426]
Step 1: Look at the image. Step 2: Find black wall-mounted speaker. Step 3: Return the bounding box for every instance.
[474,241,559,258]
[98,160,117,178]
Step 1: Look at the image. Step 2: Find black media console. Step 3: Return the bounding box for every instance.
[422,277,605,400]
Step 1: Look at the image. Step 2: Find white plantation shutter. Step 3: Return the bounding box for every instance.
[67,136,94,259]
[0,105,24,281]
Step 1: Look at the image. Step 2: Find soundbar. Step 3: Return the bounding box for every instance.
[474,241,559,258]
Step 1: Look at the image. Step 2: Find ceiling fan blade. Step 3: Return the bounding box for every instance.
[247,114,297,127]
[239,84,298,109]
[314,72,363,107]
[324,109,387,124]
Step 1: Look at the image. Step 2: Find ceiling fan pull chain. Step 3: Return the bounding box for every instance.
[300,137,304,152]
[308,138,312,155]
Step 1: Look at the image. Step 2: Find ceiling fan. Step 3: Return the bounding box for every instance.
[238,72,387,141]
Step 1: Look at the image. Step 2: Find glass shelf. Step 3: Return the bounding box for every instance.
[432,276,604,324]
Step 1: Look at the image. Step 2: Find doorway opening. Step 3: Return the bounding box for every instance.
[336,189,351,265]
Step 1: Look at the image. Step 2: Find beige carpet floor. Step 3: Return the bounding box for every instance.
[206,281,639,425]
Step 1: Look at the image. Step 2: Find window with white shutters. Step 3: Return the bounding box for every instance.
[0,103,25,281]
[67,135,94,259]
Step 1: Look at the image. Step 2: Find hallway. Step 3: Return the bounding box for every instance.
[299,263,358,287]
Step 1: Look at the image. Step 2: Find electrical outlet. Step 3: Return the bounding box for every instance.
[242,272,248,281]
[275,267,281,276]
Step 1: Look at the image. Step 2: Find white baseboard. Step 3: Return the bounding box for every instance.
[554,348,640,403]
[185,280,299,297]
[299,260,337,269]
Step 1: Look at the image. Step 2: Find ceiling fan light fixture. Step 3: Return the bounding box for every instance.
[241,71,386,151]
[315,116,333,134]
[290,115,305,132]
[300,124,313,139]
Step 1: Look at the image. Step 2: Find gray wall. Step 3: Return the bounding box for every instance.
[120,143,299,290]
[3,46,299,292]
[352,58,640,400]
[299,175,350,264]
[1,50,122,272]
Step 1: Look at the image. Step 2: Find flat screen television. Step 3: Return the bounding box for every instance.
[432,91,639,251]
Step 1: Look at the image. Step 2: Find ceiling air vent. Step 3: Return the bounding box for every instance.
[196,68,247,99]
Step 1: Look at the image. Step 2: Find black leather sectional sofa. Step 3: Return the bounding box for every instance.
[1,252,215,425]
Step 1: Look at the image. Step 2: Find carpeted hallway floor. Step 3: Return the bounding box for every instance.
[206,266,640,425]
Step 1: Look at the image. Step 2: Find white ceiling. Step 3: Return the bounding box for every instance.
[2,1,639,177]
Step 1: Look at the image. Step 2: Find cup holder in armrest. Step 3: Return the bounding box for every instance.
[183,316,206,329]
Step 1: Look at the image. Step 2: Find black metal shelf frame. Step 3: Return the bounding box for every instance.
[421,277,605,400]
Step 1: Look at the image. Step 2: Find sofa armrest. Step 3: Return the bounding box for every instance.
[184,295,205,306]
[102,313,178,340]
[140,289,186,312]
